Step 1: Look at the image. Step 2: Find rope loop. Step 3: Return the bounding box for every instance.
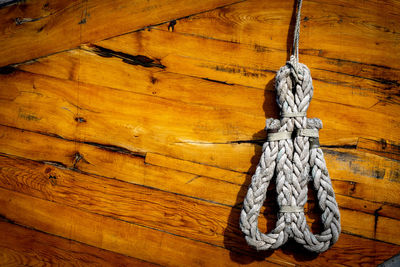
[239,0,340,253]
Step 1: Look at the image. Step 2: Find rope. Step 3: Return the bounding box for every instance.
[292,0,303,64]
[239,0,341,253]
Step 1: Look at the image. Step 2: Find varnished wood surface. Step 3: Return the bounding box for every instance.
[0,0,399,266]
[0,220,157,266]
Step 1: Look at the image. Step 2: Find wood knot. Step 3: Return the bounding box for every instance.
[75,117,86,123]
[49,175,57,185]
[168,20,176,32]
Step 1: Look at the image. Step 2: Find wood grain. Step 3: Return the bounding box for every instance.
[0,220,156,266]
[1,181,399,266]
[0,187,282,267]
[17,33,400,118]
[0,116,399,214]
[0,68,399,207]
[0,68,398,170]
[1,0,400,265]
[95,29,400,114]
[0,149,399,250]
[155,0,400,69]
[0,122,398,224]
[0,0,241,67]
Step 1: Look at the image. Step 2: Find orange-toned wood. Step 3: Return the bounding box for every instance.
[0,0,399,265]
[154,0,400,69]
[0,0,240,67]
[0,123,399,223]
[0,69,398,169]
[0,144,399,248]
[0,187,282,267]
[1,186,399,266]
[0,220,156,266]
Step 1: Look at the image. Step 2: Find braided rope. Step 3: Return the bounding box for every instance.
[239,0,340,253]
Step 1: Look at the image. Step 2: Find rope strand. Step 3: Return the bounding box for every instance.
[239,0,341,253]
[293,0,303,63]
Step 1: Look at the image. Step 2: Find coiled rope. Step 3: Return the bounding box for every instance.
[239,0,341,253]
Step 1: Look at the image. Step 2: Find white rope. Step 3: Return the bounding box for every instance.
[297,128,319,137]
[239,0,340,253]
[281,111,307,118]
[280,206,304,213]
[267,131,292,141]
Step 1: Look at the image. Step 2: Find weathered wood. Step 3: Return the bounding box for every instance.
[0,220,156,266]
[0,69,399,211]
[0,186,399,266]
[0,152,399,250]
[0,69,398,170]
[1,0,400,264]
[16,35,400,119]
[0,188,281,267]
[0,0,241,67]
[155,0,400,70]
[1,121,399,221]
[357,137,400,162]
[0,113,399,214]
[94,29,400,114]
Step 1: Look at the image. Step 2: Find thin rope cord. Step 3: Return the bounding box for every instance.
[239,0,341,253]
[293,0,303,63]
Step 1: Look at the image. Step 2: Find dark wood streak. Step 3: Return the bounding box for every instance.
[88,45,166,69]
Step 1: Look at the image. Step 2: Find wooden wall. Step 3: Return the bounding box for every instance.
[0,0,399,266]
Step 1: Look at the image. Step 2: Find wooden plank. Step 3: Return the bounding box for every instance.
[94,29,400,114]
[357,137,400,162]
[0,69,398,168]
[17,48,273,116]
[0,70,264,144]
[146,152,246,185]
[325,148,400,204]
[0,153,399,249]
[16,35,400,119]
[0,186,399,266]
[0,69,399,207]
[1,115,400,220]
[0,123,247,208]
[0,188,281,267]
[154,0,400,70]
[0,0,242,67]
[0,220,157,266]
[0,154,255,250]
[1,120,400,221]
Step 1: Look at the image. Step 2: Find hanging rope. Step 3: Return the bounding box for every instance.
[239,0,341,253]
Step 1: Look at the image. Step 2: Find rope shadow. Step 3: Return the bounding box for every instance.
[222,79,277,264]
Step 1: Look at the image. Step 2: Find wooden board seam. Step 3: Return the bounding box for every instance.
[0,216,161,266]
[1,148,399,246]
[0,186,283,266]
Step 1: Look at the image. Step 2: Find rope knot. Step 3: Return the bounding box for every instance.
[239,0,340,253]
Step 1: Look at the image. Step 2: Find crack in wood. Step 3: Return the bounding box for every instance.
[83,141,146,158]
[0,65,16,75]
[168,20,176,32]
[0,123,146,159]
[88,45,165,69]
[201,77,234,85]
[185,175,201,184]
[72,152,91,168]
[313,67,400,88]
[374,206,383,239]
